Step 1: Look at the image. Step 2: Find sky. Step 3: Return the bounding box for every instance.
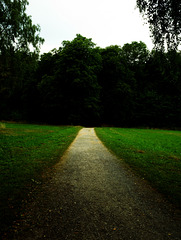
[26,0,154,54]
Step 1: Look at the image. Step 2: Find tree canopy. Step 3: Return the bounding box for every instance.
[1,34,179,128]
[0,0,44,54]
[1,32,181,127]
[136,0,181,51]
[0,1,181,129]
[0,0,44,121]
[38,34,102,125]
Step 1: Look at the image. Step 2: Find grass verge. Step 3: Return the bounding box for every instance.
[0,122,81,235]
[95,127,181,208]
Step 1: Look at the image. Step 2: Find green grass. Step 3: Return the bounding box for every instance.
[95,127,181,207]
[0,122,81,235]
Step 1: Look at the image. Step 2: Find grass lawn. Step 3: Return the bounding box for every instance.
[95,127,181,207]
[0,122,81,235]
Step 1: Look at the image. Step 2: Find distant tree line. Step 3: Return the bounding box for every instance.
[1,34,181,127]
[1,0,181,127]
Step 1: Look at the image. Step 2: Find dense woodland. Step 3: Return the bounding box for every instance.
[1,34,181,127]
[1,0,181,127]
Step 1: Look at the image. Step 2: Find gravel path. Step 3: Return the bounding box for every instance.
[13,128,181,240]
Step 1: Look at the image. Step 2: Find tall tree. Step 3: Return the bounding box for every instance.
[136,0,181,51]
[99,45,137,126]
[0,0,44,54]
[144,50,181,127]
[38,35,102,125]
[0,0,44,120]
[121,42,150,125]
[58,35,102,125]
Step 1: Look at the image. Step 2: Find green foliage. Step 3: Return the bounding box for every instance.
[0,122,81,234]
[99,42,151,126]
[58,35,102,125]
[136,0,181,51]
[0,0,44,53]
[142,50,181,127]
[99,45,136,125]
[37,34,102,125]
[121,41,149,66]
[0,0,44,122]
[0,51,39,120]
[1,32,181,127]
[95,127,181,207]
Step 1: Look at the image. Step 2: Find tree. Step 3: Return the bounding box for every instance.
[0,50,40,120]
[37,35,102,125]
[145,50,181,127]
[121,41,149,66]
[0,0,44,121]
[136,0,181,51]
[59,35,102,125]
[0,0,44,54]
[121,42,150,125]
[99,45,137,126]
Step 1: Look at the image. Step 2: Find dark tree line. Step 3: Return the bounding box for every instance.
[1,34,181,127]
[1,1,181,127]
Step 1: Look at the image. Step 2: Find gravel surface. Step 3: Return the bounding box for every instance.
[13,128,181,240]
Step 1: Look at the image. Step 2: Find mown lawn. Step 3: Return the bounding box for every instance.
[0,122,81,235]
[95,127,181,207]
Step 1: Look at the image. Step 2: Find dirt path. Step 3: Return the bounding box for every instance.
[13,128,181,240]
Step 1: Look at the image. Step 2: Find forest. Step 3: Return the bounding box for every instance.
[1,34,181,127]
[1,0,181,128]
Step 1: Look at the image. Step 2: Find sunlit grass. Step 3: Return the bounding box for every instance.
[95,127,181,207]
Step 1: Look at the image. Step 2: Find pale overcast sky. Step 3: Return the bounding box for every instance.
[26,0,154,53]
